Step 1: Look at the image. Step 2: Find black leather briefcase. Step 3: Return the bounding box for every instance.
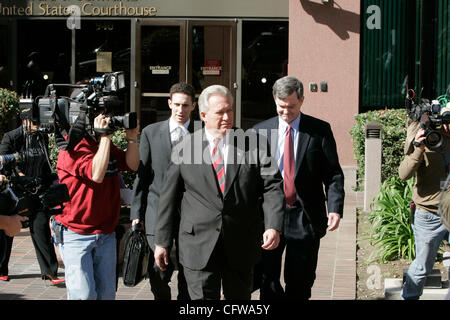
[121,223,150,287]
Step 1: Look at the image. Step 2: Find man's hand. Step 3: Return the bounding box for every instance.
[413,128,426,151]
[2,215,27,237]
[261,228,280,250]
[94,113,112,137]
[154,245,169,271]
[327,212,341,231]
[124,120,140,171]
[91,114,113,183]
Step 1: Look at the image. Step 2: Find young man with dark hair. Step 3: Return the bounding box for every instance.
[131,82,196,300]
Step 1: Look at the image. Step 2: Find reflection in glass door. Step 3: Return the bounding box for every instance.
[75,20,131,113]
[189,21,237,121]
[137,21,185,128]
[136,20,236,128]
[0,22,10,89]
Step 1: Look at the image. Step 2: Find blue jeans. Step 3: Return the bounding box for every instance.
[401,208,449,300]
[57,227,117,300]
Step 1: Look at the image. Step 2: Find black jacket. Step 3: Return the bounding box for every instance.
[254,113,345,239]
[0,126,52,180]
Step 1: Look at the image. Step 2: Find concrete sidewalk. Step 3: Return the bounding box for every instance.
[0,191,361,300]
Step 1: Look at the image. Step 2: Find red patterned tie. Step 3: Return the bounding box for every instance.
[283,125,296,207]
[212,138,226,194]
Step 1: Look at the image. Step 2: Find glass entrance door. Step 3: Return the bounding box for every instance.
[136,20,236,128]
[189,21,237,103]
[136,21,186,127]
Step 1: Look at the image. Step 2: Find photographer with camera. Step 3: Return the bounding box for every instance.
[52,110,139,300]
[0,119,63,284]
[399,94,450,299]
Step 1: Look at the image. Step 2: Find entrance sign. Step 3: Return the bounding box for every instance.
[149,66,172,75]
[201,60,222,76]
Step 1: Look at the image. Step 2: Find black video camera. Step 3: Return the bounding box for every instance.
[406,90,450,150]
[0,152,23,172]
[0,175,70,228]
[19,71,137,151]
[0,151,70,228]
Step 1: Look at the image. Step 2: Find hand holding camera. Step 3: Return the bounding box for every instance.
[413,128,426,150]
[94,113,112,138]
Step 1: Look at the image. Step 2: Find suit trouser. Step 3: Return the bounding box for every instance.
[0,231,13,276]
[147,235,190,300]
[260,235,320,300]
[30,211,59,277]
[182,236,254,300]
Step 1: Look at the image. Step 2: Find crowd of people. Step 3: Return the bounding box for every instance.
[0,75,448,301]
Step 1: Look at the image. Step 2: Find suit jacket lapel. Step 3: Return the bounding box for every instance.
[187,118,195,134]
[265,117,279,158]
[223,138,244,197]
[159,120,172,164]
[295,114,311,177]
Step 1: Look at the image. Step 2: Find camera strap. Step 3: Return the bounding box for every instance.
[55,109,88,151]
[66,110,87,151]
[93,127,115,136]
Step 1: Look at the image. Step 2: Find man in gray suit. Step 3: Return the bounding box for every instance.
[154,84,285,300]
[130,82,196,300]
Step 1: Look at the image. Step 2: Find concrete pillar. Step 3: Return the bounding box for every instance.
[364,121,382,212]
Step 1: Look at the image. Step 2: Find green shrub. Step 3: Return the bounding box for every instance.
[48,129,137,189]
[367,176,415,263]
[350,108,407,189]
[0,88,20,139]
[111,129,137,189]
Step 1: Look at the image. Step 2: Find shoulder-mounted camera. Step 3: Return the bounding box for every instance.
[405,88,450,150]
[19,71,137,151]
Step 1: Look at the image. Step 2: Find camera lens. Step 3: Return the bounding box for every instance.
[425,130,443,149]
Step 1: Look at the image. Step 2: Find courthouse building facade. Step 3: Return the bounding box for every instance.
[1,0,449,186]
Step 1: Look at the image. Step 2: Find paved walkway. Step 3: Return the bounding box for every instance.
[0,191,362,300]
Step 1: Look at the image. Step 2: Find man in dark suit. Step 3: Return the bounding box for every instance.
[130,82,196,300]
[154,84,285,300]
[254,76,345,300]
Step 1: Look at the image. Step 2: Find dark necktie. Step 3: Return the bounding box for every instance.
[283,125,296,207]
[212,138,225,194]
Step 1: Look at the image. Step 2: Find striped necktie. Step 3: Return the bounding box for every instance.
[212,138,225,194]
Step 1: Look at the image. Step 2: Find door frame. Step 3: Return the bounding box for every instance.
[187,20,237,116]
[135,19,187,121]
[135,19,238,125]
